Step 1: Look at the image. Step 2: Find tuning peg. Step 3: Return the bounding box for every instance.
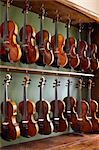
[92,82,95,87]
[75,86,79,88]
[82,81,86,87]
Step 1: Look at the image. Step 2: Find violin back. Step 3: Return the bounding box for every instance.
[1,20,22,62]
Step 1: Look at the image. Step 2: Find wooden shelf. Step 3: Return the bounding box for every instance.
[0,65,94,77]
[9,0,97,25]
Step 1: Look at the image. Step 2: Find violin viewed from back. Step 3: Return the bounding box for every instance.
[50,79,68,132]
[36,5,54,66]
[20,0,39,64]
[1,74,20,140]
[0,0,22,62]
[36,77,53,135]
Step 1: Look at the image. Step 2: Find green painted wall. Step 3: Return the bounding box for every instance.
[0,1,87,147]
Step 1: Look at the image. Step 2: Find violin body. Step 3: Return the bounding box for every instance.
[0,20,22,62]
[1,99,20,140]
[36,30,54,66]
[19,100,38,137]
[91,59,99,72]
[50,100,68,132]
[20,25,39,64]
[90,44,99,71]
[0,43,9,62]
[64,37,80,69]
[90,100,99,133]
[69,44,80,69]
[79,41,90,71]
[51,34,68,67]
[73,100,92,133]
[36,100,53,135]
[63,96,77,123]
[0,25,8,61]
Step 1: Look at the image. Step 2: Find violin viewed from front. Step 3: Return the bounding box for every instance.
[73,78,92,133]
[51,12,68,68]
[63,79,77,128]
[36,5,54,66]
[87,26,99,72]
[20,0,39,64]
[50,79,68,132]
[77,24,90,72]
[64,19,80,69]
[19,75,38,137]
[86,79,99,133]
[36,77,53,135]
[1,74,20,140]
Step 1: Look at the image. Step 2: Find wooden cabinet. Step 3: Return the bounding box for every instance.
[91,24,99,101]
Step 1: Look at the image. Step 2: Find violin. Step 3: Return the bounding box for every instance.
[20,0,39,64]
[87,79,99,133]
[87,27,99,71]
[64,20,80,69]
[0,23,9,62]
[1,74,20,140]
[19,75,38,137]
[72,79,92,133]
[63,79,77,128]
[36,5,54,66]
[51,13,68,68]
[90,44,99,71]
[50,79,68,132]
[77,24,90,71]
[0,0,22,62]
[36,77,53,135]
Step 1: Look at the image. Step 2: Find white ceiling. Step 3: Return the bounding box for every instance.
[67,0,99,15]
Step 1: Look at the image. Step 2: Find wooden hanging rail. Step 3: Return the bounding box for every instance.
[6,0,96,24]
[0,65,94,77]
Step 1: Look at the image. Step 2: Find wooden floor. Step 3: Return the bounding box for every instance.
[1,133,99,150]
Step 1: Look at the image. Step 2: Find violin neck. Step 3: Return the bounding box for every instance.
[88,87,91,115]
[78,87,82,117]
[22,10,28,44]
[55,20,58,49]
[77,28,82,54]
[67,82,71,111]
[4,83,8,122]
[3,1,9,40]
[23,85,28,120]
[88,30,92,46]
[67,23,70,39]
[87,30,92,57]
[54,86,58,118]
[40,17,44,47]
[66,23,70,53]
[39,86,43,118]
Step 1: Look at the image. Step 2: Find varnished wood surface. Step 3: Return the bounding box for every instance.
[1,134,99,150]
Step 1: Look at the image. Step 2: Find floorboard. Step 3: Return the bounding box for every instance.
[1,134,99,150]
